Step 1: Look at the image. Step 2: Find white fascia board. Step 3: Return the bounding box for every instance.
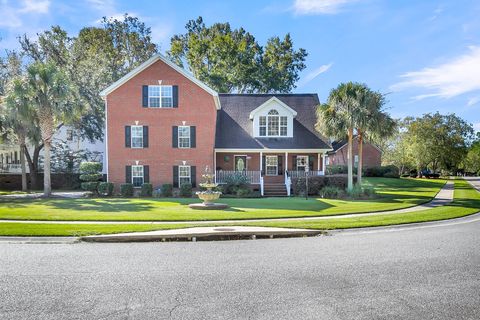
[249,96,298,120]
[215,148,333,153]
[99,53,221,110]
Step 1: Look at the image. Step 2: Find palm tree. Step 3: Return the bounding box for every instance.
[6,62,79,196]
[316,82,361,191]
[353,87,396,185]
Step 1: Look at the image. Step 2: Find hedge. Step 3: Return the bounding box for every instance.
[363,165,400,178]
[292,175,358,196]
[97,182,114,196]
[140,183,153,197]
[120,183,134,197]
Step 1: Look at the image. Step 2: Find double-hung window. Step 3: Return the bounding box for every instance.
[178,126,191,148]
[148,85,173,108]
[266,156,278,176]
[179,166,191,186]
[259,116,267,136]
[267,110,279,136]
[280,116,287,136]
[296,155,308,171]
[131,126,143,148]
[132,165,144,187]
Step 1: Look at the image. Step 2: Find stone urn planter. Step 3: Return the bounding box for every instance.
[189,167,228,210]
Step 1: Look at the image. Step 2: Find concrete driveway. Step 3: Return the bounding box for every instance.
[0,219,479,320]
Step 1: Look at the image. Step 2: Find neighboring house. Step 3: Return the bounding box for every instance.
[327,136,382,169]
[100,53,332,196]
[0,126,106,174]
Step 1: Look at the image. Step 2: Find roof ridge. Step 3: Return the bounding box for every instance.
[218,93,318,96]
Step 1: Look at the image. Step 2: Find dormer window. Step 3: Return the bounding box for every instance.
[259,109,288,137]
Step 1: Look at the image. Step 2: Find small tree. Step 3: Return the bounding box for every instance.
[79,162,102,194]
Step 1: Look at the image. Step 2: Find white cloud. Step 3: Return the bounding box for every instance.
[391,46,480,99]
[0,0,50,28]
[467,96,480,107]
[474,122,480,132]
[19,0,50,14]
[292,0,359,15]
[299,63,333,86]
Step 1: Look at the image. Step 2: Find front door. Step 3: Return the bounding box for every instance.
[234,156,247,172]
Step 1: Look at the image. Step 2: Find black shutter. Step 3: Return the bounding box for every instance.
[143,126,149,148]
[172,85,178,108]
[309,155,315,171]
[190,126,196,148]
[173,166,179,187]
[278,156,283,175]
[292,155,297,171]
[144,165,149,183]
[262,155,266,175]
[125,126,131,148]
[126,165,132,183]
[142,85,149,107]
[191,166,196,187]
[172,126,178,148]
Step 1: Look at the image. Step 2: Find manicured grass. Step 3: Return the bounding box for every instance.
[0,178,445,221]
[0,179,476,236]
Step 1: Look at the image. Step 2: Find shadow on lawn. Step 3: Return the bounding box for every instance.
[43,198,158,212]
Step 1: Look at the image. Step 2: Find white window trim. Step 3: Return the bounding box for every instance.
[296,155,308,170]
[265,155,278,176]
[178,126,191,149]
[178,165,191,186]
[148,85,173,108]
[131,125,144,149]
[132,165,144,188]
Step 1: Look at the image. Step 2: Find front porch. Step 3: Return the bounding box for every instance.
[215,150,327,196]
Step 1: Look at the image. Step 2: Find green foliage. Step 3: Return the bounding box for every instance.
[161,184,173,197]
[236,187,252,197]
[140,183,153,197]
[97,182,114,196]
[168,16,307,93]
[292,175,358,196]
[326,165,348,175]
[80,182,98,193]
[79,161,102,194]
[120,184,134,197]
[223,172,250,195]
[179,183,193,197]
[364,165,399,178]
[318,186,345,199]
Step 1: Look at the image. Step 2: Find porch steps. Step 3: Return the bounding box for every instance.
[263,184,288,197]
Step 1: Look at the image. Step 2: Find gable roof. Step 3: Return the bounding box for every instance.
[215,94,332,150]
[329,135,383,153]
[248,96,298,119]
[99,53,221,109]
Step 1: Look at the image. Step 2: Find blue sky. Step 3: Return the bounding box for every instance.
[1,0,479,131]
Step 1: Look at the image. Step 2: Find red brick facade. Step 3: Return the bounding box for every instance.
[105,58,217,188]
[327,138,381,168]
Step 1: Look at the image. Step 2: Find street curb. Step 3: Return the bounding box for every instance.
[0,236,79,244]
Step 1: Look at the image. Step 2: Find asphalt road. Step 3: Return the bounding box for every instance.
[1,220,479,320]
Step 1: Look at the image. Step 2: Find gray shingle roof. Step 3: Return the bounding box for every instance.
[215,94,332,150]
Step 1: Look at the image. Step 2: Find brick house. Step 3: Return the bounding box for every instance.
[327,136,382,168]
[100,54,332,196]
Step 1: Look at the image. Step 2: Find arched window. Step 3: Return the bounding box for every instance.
[259,109,288,137]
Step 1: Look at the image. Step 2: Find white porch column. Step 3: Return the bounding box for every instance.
[322,152,327,175]
[214,150,217,183]
[260,151,264,196]
[285,152,288,174]
[317,153,321,172]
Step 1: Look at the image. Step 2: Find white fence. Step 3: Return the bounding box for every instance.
[286,170,324,179]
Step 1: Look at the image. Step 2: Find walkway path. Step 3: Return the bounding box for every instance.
[464,176,480,192]
[0,181,454,225]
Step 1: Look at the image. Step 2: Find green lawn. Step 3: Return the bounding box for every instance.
[0,178,445,221]
[0,178,477,236]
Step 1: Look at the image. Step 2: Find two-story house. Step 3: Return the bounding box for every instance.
[100,54,332,196]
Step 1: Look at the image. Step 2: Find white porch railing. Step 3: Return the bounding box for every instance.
[215,170,261,184]
[0,164,24,174]
[286,170,324,179]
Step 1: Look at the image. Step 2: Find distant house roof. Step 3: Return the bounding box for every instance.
[215,94,331,150]
[329,135,382,154]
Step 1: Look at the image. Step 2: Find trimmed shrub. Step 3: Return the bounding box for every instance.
[140,183,153,197]
[326,165,348,175]
[223,172,250,195]
[319,186,344,199]
[236,186,251,197]
[179,183,193,197]
[292,175,357,196]
[364,165,399,178]
[120,183,134,197]
[152,188,162,198]
[161,184,173,197]
[79,161,103,195]
[97,182,114,196]
[409,169,418,178]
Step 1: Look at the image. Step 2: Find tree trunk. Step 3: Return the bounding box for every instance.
[357,131,363,185]
[43,140,52,196]
[19,140,27,192]
[24,144,43,190]
[347,127,354,191]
